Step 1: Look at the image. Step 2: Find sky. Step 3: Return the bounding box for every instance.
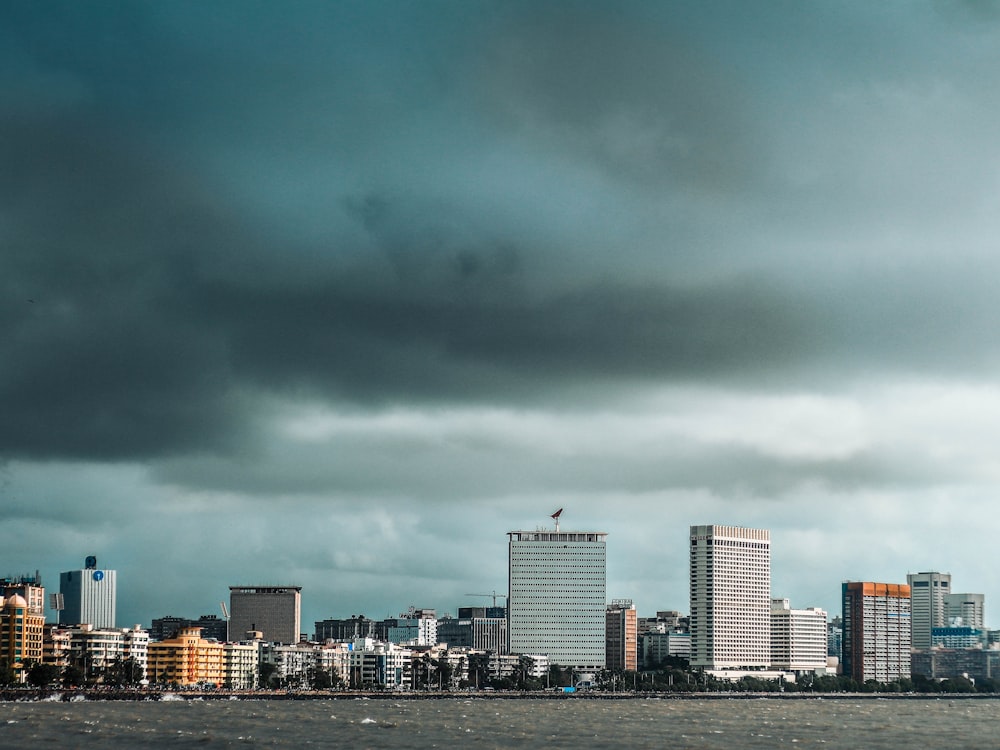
[4,1,1000,633]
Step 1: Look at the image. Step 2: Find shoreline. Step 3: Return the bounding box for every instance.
[3,689,999,703]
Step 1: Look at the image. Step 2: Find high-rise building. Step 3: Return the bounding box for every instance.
[770,598,828,673]
[605,599,638,672]
[841,581,911,684]
[507,527,607,670]
[229,586,302,644]
[689,525,771,670]
[907,572,950,651]
[944,592,985,629]
[59,556,117,629]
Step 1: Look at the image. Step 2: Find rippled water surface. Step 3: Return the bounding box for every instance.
[2,697,998,749]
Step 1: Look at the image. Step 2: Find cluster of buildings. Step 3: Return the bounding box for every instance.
[2,522,997,689]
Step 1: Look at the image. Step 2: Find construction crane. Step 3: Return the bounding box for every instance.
[465,590,507,608]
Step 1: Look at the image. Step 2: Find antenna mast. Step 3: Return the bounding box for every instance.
[551,508,563,532]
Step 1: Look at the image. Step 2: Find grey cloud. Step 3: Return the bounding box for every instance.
[472,2,760,191]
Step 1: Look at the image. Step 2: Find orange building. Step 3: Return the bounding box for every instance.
[605,600,638,672]
[841,581,911,684]
[147,627,224,687]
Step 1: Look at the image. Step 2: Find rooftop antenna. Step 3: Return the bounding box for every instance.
[551,508,563,532]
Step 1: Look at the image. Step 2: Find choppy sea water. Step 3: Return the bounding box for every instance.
[1,696,998,749]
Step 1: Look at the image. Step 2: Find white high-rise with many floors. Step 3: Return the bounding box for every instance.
[689,525,771,669]
[507,527,606,670]
[770,598,828,672]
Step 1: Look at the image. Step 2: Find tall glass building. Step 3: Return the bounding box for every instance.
[507,529,607,671]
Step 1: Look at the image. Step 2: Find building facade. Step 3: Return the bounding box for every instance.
[229,586,302,644]
[605,600,637,672]
[841,581,911,684]
[640,630,691,667]
[60,557,117,629]
[689,525,771,670]
[1,573,45,618]
[147,627,225,687]
[944,592,985,629]
[61,624,149,684]
[507,528,607,670]
[1,594,45,681]
[907,572,950,651]
[436,615,508,653]
[912,648,1000,682]
[770,599,828,673]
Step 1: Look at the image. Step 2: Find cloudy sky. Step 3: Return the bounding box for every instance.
[4,1,1000,633]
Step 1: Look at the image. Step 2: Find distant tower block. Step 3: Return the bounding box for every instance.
[228,586,302,644]
[507,521,607,671]
[59,556,117,629]
[689,525,771,670]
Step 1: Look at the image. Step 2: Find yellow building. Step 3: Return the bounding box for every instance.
[1,594,45,681]
[147,627,224,687]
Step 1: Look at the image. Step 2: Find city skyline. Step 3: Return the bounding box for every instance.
[5,3,1000,631]
[3,517,990,636]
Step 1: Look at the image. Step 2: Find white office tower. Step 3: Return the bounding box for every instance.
[507,528,607,670]
[906,571,951,650]
[690,525,770,669]
[944,592,984,629]
[59,556,117,629]
[770,598,828,673]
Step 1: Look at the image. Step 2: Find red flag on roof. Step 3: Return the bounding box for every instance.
[551,508,563,519]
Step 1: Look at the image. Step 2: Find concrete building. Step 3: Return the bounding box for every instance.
[842,581,911,684]
[60,556,117,629]
[386,608,438,646]
[63,624,149,684]
[944,592,985,629]
[912,648,1000,682]
[436,615,508,653]
[827,617,843,661]
[907,572,951,651]
[640,630,691,667]
[638,610,688,636]
[1,594,45,681]
[147,626,224,687]
[333,637,411,690]
[1,573,45,618]
[605,600,637,672]
[507,527,607,670]
[222,640,260,690]
[314,616,381,642]
[42,624,71,671]
[931,626,985,649]
[770,599,828,673]
[229,586,302,644]
[689,525,771,670]
[150,614,228,642]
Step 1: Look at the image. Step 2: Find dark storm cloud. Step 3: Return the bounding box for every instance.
[4,0,1000,470]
